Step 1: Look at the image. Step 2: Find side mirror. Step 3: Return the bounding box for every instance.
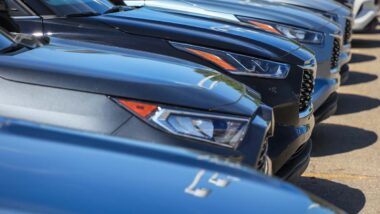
[37,35,50,45]
[11,33,50,48]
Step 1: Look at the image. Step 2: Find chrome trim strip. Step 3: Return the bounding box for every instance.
[330,67,339,74]
[264,156,273,176]
[299,104,314,119]
[298,57,317,73]
[11,16,40,20]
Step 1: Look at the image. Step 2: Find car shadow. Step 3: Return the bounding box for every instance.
[311,123,377,157]
[350,53,377,64]
[341,71,378,86]
[293,176,366,214]
[335,93,380,115]
[352,38,380,48]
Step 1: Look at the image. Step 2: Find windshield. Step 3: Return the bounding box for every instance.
[0,32,15,52]
[40,0,114,16]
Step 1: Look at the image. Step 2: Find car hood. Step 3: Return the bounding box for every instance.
[0,38,260,116]
[261,0,351,16]
[142,0,337,32]
[94,7,306,63]
[0,116,342,213]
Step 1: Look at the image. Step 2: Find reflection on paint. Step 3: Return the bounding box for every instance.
[197,74,219,90]
[208,173,230,187]
[185,170,211,198]
[185,169,240,198]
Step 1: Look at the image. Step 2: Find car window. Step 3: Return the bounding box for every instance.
[39,0,114,16]
[6,0,31,16]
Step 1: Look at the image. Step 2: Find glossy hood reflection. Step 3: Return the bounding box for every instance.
[260,0,351,15]
[0,117,342,213]
[95,6,304,61]
[0,37,260,116]
[140,0,337,32]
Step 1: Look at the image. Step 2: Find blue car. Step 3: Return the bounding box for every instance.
[260,0,353,83]
[0,116,344,213]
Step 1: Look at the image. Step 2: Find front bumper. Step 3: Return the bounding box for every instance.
[312,77,340,116]
[314,92,338,123]
[275,139,312,180]
[268,105,314,178]
[340,44,352,66]
[340,44,352,84]
[353,0,380,31]
[340,63,350,84]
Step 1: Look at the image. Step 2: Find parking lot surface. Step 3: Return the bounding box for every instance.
[293,24,380,214]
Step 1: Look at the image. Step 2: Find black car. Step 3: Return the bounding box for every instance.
[7,0,316,179]
[0,29,274,173]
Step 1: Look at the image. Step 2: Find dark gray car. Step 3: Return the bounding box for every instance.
[123,0,343,123]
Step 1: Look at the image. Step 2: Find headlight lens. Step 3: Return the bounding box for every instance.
[276,25,324,44]
[171,42,290,79]
[117,99,250,149]
[238,17,324,44]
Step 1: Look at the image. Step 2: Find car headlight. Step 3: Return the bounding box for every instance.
[276,25,324,44]
[170,42,290,79]
[116,99,250,149]
[237,17,324,44]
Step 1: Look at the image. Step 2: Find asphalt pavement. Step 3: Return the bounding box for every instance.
[293,22,380,214]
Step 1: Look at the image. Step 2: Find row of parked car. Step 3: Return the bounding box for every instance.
[0,0,377,213]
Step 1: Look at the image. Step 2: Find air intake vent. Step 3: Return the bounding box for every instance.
[299,68,314,112]
[344,19,352,45]
[331,38,341,69]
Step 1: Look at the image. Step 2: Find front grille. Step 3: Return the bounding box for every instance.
[344,19,352,44]
[331,38,341,69]
[299,69,314,112]
[257,139,269,172]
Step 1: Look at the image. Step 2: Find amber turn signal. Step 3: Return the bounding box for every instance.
[185,48,237,71]
[118,99,158,118]
[248,21,281,35]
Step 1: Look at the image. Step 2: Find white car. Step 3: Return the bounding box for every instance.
[353,0,379,32]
